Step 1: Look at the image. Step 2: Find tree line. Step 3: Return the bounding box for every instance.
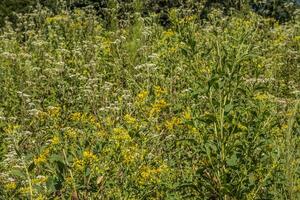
[0,0,299,27]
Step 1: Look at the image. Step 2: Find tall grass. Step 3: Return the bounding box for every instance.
[0,5,299,199]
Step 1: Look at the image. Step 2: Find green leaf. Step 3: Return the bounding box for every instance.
[46,176,56,193]
[28,162,35,172]
[85,167,91,177]
[224,104,233,113]
[10,169,25,178]
[50,154,64,162]
[226,153,238,167]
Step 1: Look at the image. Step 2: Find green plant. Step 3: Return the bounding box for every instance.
[0,4,299,199]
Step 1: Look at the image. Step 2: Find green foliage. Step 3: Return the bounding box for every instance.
[0,0,299,28]
[0,5,299,200]
[0,0,35,26]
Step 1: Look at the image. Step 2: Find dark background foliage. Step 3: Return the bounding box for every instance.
[0,0,299,27]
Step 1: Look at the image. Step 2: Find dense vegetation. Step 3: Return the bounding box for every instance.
[1,0,300,26]
[0,1,299,199]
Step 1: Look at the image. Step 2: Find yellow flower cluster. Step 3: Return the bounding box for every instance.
[112,127,131,141]
[254,92,269,101]
[183,110,192,120]
[32,176,48,185]
[237,123,248,131]
[4,124,20,135]
[83,150,97,162]
[64,128,78,139]
[154,86,167,97]
[184,15,196,22]
[137,90,148,102]
[69,112,101,128]
[163,30,175,38]
[34,149,50,165]
[122,145,139,164]
[150,99,168,116]
[46,15,69,23]
[97,130,107,139]
[105,116,114,126]
[37,111,48,120]
[165,117,182,131]
[139,164,169,185]
[36,194,47,200]
[4,182,16,190]
[47,106,60,118]
[19,187,31,195]
[74,159,84,171]
[187,125,198,135]
[70,112,81,121]
[124,114,137,124]
[101,38,112,55]
[51,135,60,145]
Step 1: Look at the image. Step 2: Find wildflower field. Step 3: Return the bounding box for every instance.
[0,2,300,199]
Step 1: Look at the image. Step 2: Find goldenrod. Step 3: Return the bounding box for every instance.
[83,150,97,162]
[34,149,49,165]
[124,114,136,124]
[150,99,168,116]
[137,90,148,102]
[4,182,16,190]
[154,86,167,97]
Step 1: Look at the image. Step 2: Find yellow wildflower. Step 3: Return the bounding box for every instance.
[154,86,167,97]
[122,146,139,164]
[74,159,84,171]
[281,124,289,130]
[286,111,294,117]
[4,124,20,134]
[5,182,16,190]
[184,15,196,22]
[88,115,97,124]
[140,166,152,181]
[51,136,60,145]
[102,40,111,55]
[83,150,97,162]
[46,15,68,23]
[169,46,177,53]
[97,130,107,139]
[37,111,48,119]
[237,123,248,131]
[94,122,102,129]
[32,176,48,185]
[137,90,148,102]
[34,149,49,165]
[47,106,60,118]
[165,117,182,130]
[112,127,131,141]
[150,99,168,116]
[36,194,47,200]
[19,187,31,195]
[70,112,81,121]
[65,176,73,185]
[188,125,198,134]
[124,114,137,124]
[105,116,114,126]
[183,110,192,120]
[254,92,269,101]
[139,164,168,185]
[163,30,175,37]
[65,128,77,139]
